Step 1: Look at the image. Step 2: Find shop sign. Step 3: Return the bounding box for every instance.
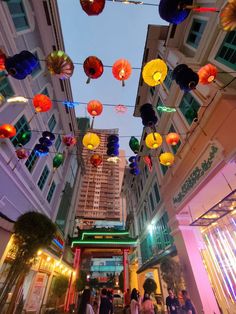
[173,143,222,205]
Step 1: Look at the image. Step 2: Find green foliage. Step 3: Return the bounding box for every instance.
[160,257,184,295]
[143,278,157,294]
[52,275,69,298]
[0,212,56,308]
[75,270,87,292]
[118,271,124,292]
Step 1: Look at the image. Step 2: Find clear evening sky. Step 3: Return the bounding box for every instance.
[58,0,166,157]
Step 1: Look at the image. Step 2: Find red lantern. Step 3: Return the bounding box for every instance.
[33,94,52,112]
[112,59,132,86]
[0,124,16,138]
[80,0,105,15]
[166,133,180,146]
[16,147,29,159]
[87,100,103,117]
[63,134,77,147]
[143,156,153,172]
[90,154,103,167]
[83,56,104,83]
[0,50,6,71]
[198,64,218,85]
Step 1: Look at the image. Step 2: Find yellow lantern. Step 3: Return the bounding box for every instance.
[142,59,168,86]
[145,132,162,149]
[82,132,100,150]
[159,152,174,166]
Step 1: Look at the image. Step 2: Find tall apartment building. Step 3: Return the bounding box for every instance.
[123,1,236,313]
[0,1,82,312]
[76,128,122,229]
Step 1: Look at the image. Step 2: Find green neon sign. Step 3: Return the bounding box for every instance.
[72,240,137,247]
[81,231,130,240]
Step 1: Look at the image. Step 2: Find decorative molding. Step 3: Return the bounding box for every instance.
[173,143,221,205]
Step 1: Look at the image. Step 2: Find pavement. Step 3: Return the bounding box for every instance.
[114,307,124,314]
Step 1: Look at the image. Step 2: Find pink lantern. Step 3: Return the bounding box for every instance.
[16,147,30,159]
[115,104,127,114]
[63,134,77,147]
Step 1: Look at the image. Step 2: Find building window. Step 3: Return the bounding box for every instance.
[215,31,236,70]
[55,135,61,151]
[150,86,155,97]
[37,165,49,190]
[186,19,207,48]
[155,212,173,251]
[48,114,56,131]
[149,192,155,212]
[153,182,160,204]
[169,125,181,154]
[160,150,168,176]
[11,115,30,147]
[47,181,56,203]
[179,93,200,125]
[7,0,29,32]
[156,97,164,117]
[25,150,38,173]
[31,51,41,77]
[0,72,14,98]
[164,67,172,90]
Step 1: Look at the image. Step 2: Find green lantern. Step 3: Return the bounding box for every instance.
[18,130,31,146]
[129,136,140,154]
[53,153,64,169]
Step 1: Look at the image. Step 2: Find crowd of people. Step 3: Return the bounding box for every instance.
[77,287,196,314]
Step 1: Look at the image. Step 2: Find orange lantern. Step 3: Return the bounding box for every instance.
[33,94,52,112]
[198,64,218,85]
[0,124,16,138]
[112,59,132,86]
[83,56,104,83]
[0,50,6,71]
[166,133,180,146]
[87,100,103,117]
[220,0,236,32]
[90,154,103,167]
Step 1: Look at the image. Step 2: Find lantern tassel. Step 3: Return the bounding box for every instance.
[28,112,37,124]
[86,77,91,84]
[122,80,125,87]
[91,117,95,129]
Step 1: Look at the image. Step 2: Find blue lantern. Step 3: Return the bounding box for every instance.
[34,144,49,157]
[5,50,39,80]
[129,156,140,175]
[34,131,55,157]
[159,0,193,24]
[172,64,199,92]
[107,135,119,157]
[140,103,158,127]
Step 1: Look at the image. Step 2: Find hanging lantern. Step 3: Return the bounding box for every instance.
[0,124,16,138]
[107,135,119,157]
[46,50,74,79]
[166,133,180,146]
[83,56,104,83]
[82,132,100,150]
[129,136,140,154]
[0,94,5,105]
[143,156,153,172]
[198,64,218,85]
[15,147,29,160]
[145,133,162,149]
[90,154,103,167]
[62,134,77,147]
[53,153,64,169]
[220,0,236,31]
[112,59,132,86]
[33,94,52,112]
[142,59,168,86]
[34,131,55,157]
[17,131,31,146]
[42,131,55,141]
[129,156,140,175]
[115,104,127,114]
[172,64,199,92]
[5,50,39,80]
[140,103,158,127]
[34,144,49,157]
[0,50,6,71]
[80,0,105,15]
[159,152,175,166]
[87,100,103,117]
[159,0,193,24]
[39,137,53,147]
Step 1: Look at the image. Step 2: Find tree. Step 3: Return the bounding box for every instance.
[118,271,124,292]
[143,278,157,294]
[0,212,56,308]
[51,275,69,307]
[75,270,87,292]
[160,257,184,295]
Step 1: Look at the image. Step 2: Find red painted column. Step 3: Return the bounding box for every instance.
[123,249,129,293]
[65,248,81,312]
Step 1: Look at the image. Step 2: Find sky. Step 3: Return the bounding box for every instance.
[57,0,165,157]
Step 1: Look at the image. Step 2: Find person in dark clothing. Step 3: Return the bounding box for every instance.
[166,288,180,314]
[181,290,196,314]
[99,288,113,314]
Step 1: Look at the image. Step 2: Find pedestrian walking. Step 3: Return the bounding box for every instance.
[141,292,155,314]
[98,288,113,314]
[130,288,140,314]
[166,288,180,314]
[181,290,196,314]
[78,288,95,314]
